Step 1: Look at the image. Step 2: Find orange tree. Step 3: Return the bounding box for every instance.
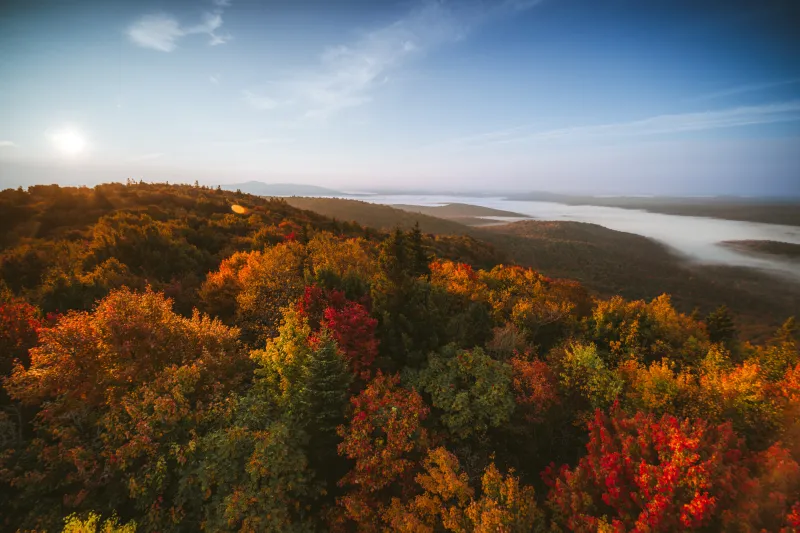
[2,288,249,531]
[335,372,430,531]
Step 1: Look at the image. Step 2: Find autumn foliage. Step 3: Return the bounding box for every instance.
[0,299,43,378]
[0,183,798,532]
[336,372,429,530]
[544,404,749,532]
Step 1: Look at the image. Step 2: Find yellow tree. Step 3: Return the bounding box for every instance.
[385,447,545,533]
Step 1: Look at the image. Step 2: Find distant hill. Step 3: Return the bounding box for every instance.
[223,181,344,197]
[392,203,529,220]
[721,240,800,262]
[505,192,800,226]
[285,197,474,235]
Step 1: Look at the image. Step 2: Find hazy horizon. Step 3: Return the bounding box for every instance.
[2,0,799,195]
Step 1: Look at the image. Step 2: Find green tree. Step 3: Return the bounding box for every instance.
[706,305,737,345]
[372,230,445,369]
[407,222,431,279]
[178,395,320,532]
[252,308,353,493]
[415,345,515,440]
[557,342,625,413]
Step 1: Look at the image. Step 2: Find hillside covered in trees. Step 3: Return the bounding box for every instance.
[285,197,800,341]
[1,182,799,532]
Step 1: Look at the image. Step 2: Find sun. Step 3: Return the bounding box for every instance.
[51,128,87,156]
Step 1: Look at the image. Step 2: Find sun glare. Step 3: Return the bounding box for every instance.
[51,128,87,156]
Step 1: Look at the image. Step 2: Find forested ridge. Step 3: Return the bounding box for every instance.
[1,182,799,532]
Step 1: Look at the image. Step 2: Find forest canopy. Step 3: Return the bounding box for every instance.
[1,182,798,532]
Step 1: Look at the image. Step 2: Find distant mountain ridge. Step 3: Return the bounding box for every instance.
[222,181,344,197]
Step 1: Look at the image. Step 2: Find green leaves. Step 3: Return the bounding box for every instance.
[416,346,515,440]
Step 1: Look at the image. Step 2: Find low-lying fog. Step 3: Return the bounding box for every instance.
[349,194,800,280]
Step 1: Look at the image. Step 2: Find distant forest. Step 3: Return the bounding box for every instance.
[1,182,798,532]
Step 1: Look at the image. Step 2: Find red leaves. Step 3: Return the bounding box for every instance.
[298,285,378,380]
[323,303,378,380]
[546,404,749,532]
[278,220,301,241]
[297,285,346,329]
[721,443,800,531]
[785,502,800,532]
[0,300,43,373]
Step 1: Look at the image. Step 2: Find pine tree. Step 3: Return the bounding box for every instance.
[379,228,408,286]
[706,305,737,344]
[297,334,352,438]
[407,222,430,278]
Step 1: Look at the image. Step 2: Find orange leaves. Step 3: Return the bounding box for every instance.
[383,447,473,533]
[466,461,543,533]
[781,363,800,405]
[510,355,559,423]
[429,260,481,298]
[336,372,429,530]
[3,288,248,524]
[337,373,429,490]
[9,288,244,411]
[430,260,588,348]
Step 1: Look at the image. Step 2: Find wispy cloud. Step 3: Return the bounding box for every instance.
[440,101,800,148]
[127,2,231,52]
[243,0,541,118]
[689,78,800,102]
[210,74,219,84]
[0,140,17,148]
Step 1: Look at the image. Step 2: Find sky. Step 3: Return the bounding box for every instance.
[1,0,799,195]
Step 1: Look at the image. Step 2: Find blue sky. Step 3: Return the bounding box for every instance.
[1,0,799,194]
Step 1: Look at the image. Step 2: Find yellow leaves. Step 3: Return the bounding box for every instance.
[590,293,709,366]
[306,233,376,281]
[626,358,693,416]
[387,447,543,533]
[61,512,136,533]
